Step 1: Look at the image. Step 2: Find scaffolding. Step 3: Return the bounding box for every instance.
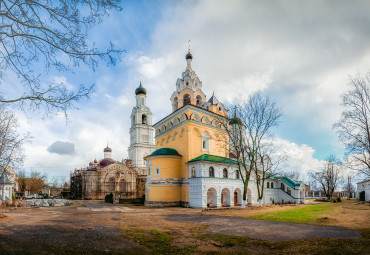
[70,160,142,200]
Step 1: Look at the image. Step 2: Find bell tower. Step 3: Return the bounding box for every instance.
[128,81,155,169]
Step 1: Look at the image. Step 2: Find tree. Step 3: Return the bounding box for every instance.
[16,169,45,193]
[24,170,46,193]
[333,72,370,178]
[0,0,123,117]
[309,155,342,199]
[0,104,31,168]
[254,142,286,206]
[343,175,355,199]
[16,169,27,192]
[218,92,282,207]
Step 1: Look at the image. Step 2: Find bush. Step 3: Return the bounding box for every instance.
[336,197,342,202]
[332,198,337,203]
[282,199,284,204]
[272,198,275,205]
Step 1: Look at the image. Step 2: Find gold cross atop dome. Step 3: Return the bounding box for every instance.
[188,40,191,52]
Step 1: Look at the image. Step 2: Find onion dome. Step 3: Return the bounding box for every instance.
[104,146,112,153]
[185,51,193,60]
[94,159,97,163]
[229,117,243,125]
[99,158,116,167]
[135,81,147,95]
[149,148,181,157]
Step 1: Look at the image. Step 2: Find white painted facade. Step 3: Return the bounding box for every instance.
[0,168,14,203]
[187,161,305,208]
[128,83,155,169]
[357,179,370,201]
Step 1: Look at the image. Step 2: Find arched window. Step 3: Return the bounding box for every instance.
[132,115,135,126]
[281,183,285,190]
[142,114,147,124]
[120,180,126,192]
[186,81,189,87]
[267,182,270,188]
[196,95,202,106]
[202,134,209,151]
[223,168,228,178]
[209,167,215,177]
[191,167,196,178]
[271,182,274,188]
[235,170,240,179]
[109,178,115,192]
[183,94,191,106]
[173,97,178,111]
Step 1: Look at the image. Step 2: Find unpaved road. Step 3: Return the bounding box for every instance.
[0,200,362,254]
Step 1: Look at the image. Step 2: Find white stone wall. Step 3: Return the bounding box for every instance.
[357,180,370,201]
[188,162,306,208]
[0,184,13,203]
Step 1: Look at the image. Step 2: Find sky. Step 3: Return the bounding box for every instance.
[8,0,370,181]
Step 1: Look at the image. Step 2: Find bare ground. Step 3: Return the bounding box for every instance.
[0,200,368,254]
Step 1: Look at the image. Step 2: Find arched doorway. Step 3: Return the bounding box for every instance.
[234,188,242,206]
[108,178,115,192]
[120,179,126,192]
[359,191,365,201]
[221,188,230,207]
[207,188,217,208]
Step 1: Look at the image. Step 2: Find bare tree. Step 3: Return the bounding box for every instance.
[344,175,355,199]
[254,142,286,206]
[309,154,342,199]
[0,0,123,117]
[16,169,27,192]
[0,105,31,168]
[333,72,370,178]
[218,92,282,207]
[284,169,302,181]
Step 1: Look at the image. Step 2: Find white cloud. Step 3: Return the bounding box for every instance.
[273,138,323,178]
[16,0,370,181]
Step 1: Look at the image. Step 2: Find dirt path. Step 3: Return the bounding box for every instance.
[165,214,361,242]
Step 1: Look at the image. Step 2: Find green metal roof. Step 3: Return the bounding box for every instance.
[149,148,181,157]
[270,176,302,189]
[187,154,238,165]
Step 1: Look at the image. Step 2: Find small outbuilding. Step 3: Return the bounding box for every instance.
[0,167,15,203]
[357,179,370,201]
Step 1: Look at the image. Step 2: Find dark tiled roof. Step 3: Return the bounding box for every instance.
[187,154,238,166]
[149,148,181,157]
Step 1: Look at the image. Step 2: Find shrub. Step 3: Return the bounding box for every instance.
[282,199,284,204]
[333,198,337,203]
[272,198,275,205]
[336,197,342,202]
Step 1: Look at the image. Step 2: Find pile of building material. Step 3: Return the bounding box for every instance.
[23,199,70,207]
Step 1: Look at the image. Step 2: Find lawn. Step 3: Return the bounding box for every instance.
[251,202,333,223]
[203,200,370,230]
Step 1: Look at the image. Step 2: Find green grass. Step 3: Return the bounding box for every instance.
[251,203,334,223]
[121,227,196,254]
